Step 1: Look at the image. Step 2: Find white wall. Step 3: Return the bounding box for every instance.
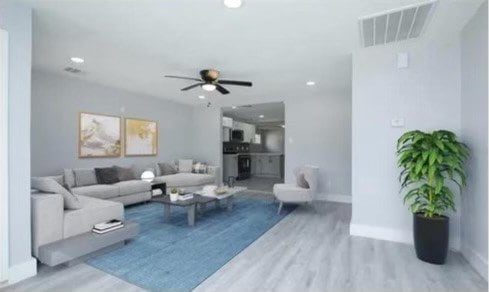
[351,39,462,248]
[0,1,36,284]
[460,1,488,280]
[31,71,195,176]
[191,106,222,182]
[285,95,352,199]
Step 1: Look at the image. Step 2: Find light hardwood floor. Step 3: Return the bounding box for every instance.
[2,202,487,292]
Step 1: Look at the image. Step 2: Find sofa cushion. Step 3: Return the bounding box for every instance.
[158,162,178,176]
[113,180,151,196]
[71,184,119,199]
[155,173,215,187]
[64,169,75,188]
[63,195,124,238]
[73,168,98,187]
[178,159,193,173]
[31,177,82,210]
[192,162,207,174]
[114,165,136,181]
[95,167,120,184]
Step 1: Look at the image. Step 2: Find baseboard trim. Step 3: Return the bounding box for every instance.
[350,223,412,244]
[350,223,461,251]
[316,193,352,204]
[461,245,488,281]
[3,257,37,286]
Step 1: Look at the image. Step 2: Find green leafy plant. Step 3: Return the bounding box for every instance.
[397,130,469,218]
[170,187,178,194]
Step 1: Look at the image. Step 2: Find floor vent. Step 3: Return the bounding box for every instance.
[359,0,437,48]
[64,67,82,74]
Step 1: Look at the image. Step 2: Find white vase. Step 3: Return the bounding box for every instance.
[170,193,179,202]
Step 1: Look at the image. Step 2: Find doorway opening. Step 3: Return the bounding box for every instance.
[221,102,285,193]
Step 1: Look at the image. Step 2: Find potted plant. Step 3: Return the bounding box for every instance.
[397,130,469,264]
[169,187,179,202]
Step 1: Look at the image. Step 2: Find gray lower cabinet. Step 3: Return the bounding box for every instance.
[251,155,281,178]
[223,154,238,182]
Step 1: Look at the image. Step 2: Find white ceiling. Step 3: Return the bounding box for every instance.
[23,0,484,107]
[223,102,284,125]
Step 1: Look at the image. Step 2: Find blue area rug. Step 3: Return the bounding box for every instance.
[86,195,294,291]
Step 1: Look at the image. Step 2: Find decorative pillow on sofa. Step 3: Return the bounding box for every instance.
[114,165,135,181]
[31,177,82,210]
[158,162,178,175]
[294,168,310,189]
[178,159,193,173]
[192,162,207,174]
[95,167,120,184]
[73,168,98,187]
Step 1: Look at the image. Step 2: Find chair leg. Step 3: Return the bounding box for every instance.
[277,201,283,215]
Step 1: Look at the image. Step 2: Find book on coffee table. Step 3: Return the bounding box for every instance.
[93,219,123,231]
[92,224,124,234]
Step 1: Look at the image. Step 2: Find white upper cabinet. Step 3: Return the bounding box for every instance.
[222,116,233,128]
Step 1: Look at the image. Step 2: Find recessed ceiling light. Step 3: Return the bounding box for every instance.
[70,57,84,64]
[259,115,264,118]
[232,106,237,109]
[281,124,285,128]
[202,84,216,91]
[306,81,315,86]
[198,95,206,99]
[224,0,242,9]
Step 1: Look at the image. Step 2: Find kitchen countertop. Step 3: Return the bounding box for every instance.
[223,153,283,156]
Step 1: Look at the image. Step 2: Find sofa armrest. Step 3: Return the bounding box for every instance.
[31,193,64,258]
[207,166,221,185]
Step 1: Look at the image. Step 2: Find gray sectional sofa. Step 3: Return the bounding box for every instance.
[30,161,221,265]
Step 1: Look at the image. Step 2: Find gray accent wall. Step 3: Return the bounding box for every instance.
[0,1,33,271]
[460,1,488,280]
[285,95,352,197]
[31,71,195,176]
[351,37,462,248]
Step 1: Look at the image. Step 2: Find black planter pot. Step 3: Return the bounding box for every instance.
[413,213,449,265]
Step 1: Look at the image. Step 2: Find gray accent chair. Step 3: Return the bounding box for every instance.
[273,165,319,214]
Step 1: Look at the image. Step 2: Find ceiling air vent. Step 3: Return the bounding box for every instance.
[359,0,437,48]
[64,67,82,74]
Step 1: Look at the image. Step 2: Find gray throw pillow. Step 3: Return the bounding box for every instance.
[31,177,82,210]
[64,169,75,188]
[73,168,97,187]
[158,162,178,175]
[294,168,310,189]
[114,165,135,181]
[178,159,193,173]
[95,167,120,184]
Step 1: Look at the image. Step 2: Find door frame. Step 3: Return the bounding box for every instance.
[0,29,9,282]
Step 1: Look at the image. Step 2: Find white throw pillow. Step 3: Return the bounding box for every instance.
[178,159,193,173]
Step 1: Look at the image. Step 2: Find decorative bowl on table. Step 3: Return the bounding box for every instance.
[214,186,228,195]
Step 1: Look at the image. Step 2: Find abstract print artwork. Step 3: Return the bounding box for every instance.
[79,112,121,158]
[125,118,158,156]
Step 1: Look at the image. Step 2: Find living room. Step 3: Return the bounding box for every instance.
[1,0,488,291]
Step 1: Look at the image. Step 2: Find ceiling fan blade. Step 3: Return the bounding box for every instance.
[181,83,204,91]
[215,84,230,95]
[218,80,253,87]
[165,75,202,82]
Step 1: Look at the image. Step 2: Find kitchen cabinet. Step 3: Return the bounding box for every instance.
[250,154,282,178]
[223,154,238,181]
[233,121,256,143]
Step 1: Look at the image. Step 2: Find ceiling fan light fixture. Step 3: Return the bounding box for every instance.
[202,84,216,91]
[224,0,242,9]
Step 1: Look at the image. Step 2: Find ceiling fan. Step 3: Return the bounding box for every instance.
[164,69,252,95]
